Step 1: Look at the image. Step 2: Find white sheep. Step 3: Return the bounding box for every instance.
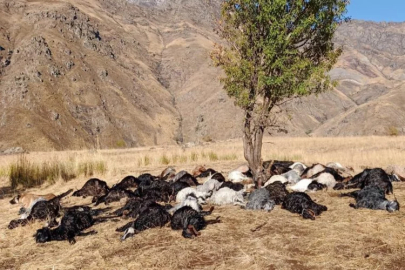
[20,198,46,219]
[208,187,245,206]
[228,171,252,183]
[289,179,326,192]
[306,164,326,177]
[282,170,301,184]
[196,177,222,193]
[264,175,288,187]
[314,172,336,189]
[169,193,202,214]
[176,187,212,204]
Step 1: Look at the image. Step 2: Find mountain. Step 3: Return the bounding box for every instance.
[1,0,404,151]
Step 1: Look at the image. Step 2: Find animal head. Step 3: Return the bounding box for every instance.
[390,174,401,182]
[308,181,326,191]
[9,195,20,204]
[386,200,400,212]
[197,196,207,204]
[34,227,52,243]
[263,201,275,212]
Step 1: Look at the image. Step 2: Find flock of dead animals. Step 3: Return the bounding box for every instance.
[6,161,402,244]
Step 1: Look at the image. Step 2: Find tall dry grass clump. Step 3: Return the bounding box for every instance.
[8,155,107,189]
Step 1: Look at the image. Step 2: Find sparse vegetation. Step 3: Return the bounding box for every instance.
[208,151,219,161]
[190,152,199,162]
[159,154,171,165]
[116,140,126,148]
[8,155,107,189]
[388,126,399,136]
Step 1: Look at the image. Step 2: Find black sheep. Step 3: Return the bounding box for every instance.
[171,206,219,238]
[176,173,199,186]
[93,189,136,206]
[195,168,217,178]
[8,189,73,229]
[341,186,399,212]
[111,176,140,190]
[113,198,156,218]
[265,181,289,205]
[281,192,327,220]
[170,181,190,196]
[211,173,226,183]
[34,207,113,244]
[345,168,393,194]
[72,178,110,198]
[219,181,244,191]
[117,204,171,241]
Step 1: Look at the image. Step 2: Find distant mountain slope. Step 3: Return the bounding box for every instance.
[1,0,405,151]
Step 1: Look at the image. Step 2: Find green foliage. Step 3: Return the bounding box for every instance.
[212,0,349,112]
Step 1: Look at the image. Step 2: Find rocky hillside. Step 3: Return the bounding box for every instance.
[1,0,405,151]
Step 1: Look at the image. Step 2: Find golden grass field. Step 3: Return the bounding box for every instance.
[1,136,405,270]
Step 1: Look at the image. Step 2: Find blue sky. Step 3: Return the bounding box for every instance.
[347,0,405,22]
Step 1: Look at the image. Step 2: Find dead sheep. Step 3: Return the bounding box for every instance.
[245,188,275,211]
[228,170,252,183]
[264,175,288,186]
[302,164,326,178]
[219,181,245,191]
[169,193,203,214]
[196,176,222,194]
[290,179,326,192]
[345,168,393,194]
[264,181,289,205]
[281,169,301,184]
[111,176,140,190]
[72,178,110,198]
[341,186,399,212]
[117,204,171,241]
[282,192,327,220]
[208,187,245,206]
[176,187,212,204]
[312,172,337,189]
[171,206,219,238]
[34,207,113,244]
[8,189,73,230]
[93,189,136,206]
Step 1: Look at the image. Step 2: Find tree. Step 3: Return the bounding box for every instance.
[211,0,349,187]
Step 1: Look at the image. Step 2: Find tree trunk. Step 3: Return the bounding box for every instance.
[243,118,266,187]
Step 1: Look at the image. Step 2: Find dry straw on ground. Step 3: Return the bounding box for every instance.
[1,136,405,269]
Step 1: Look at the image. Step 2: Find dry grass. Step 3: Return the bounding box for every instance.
[1,136,405,269]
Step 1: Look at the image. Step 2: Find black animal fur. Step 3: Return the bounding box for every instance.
[170,181,190,196]
[34,207,113,244]
[282,192,327,220]
[195,168,217,178]
[93,189,136,206]
[345,168,393,194]
[341,186,400,212]
[8,189,73,229]
[72,178,110,198]
[265,181,289,205]
[211,173,226,182]
[112,176,140,190]
[117,204,171,240]
[219,181,244,191]
[170,206,218,238]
